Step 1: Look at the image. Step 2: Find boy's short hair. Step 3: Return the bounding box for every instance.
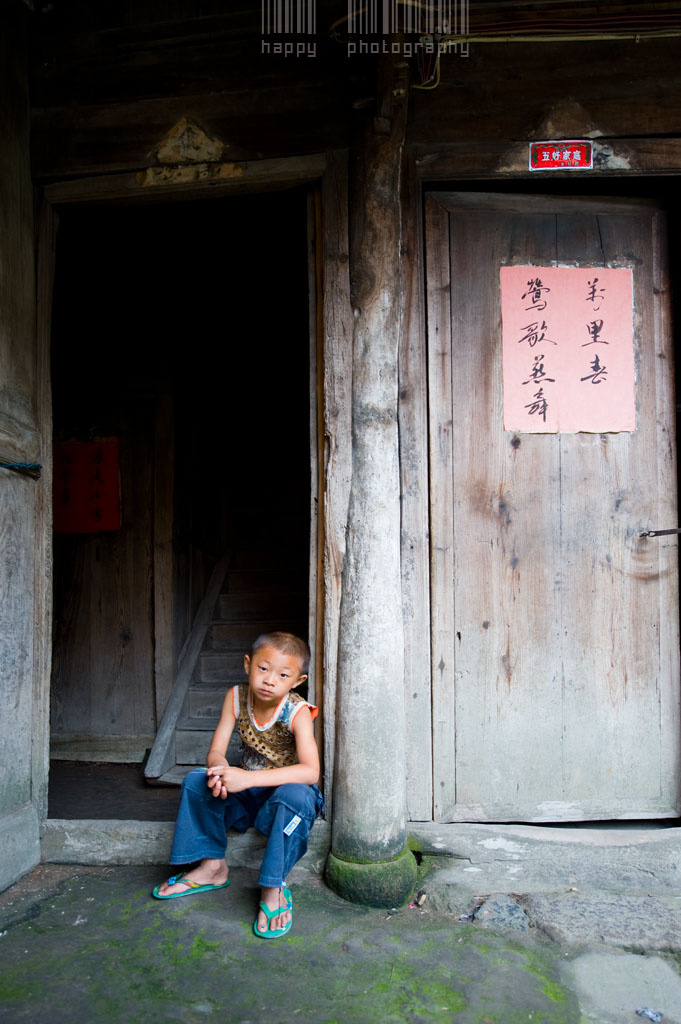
[250,631,311,676]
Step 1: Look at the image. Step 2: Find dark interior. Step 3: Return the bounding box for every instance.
[48,190,311,818]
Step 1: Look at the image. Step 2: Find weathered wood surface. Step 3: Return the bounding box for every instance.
[29,2,359,179]
[32,200,57,821]
[400,156,433,821]
[43,154,327,206]
[51,398,156,741]
[424,196,457,822]
[413,138,681,179]
[408,36,681,148]
[145,552,229,780]
[153,380,175,722]
[320,151,353,811]
[308,189,323,753]
[333,54,409,860]
[0,0,42,891]
[29,0,681,181]
[425,192,680,821]
[0,2,38,467]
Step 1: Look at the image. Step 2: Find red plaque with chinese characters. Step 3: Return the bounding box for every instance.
[529,140,593,171]
[53,439,121,533]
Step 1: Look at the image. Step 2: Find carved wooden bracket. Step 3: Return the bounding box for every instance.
[150,116,227,165]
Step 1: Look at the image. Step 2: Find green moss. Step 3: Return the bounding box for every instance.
[190,933,220,957]
[0,970,39,1001]
[373,974,467,1017]
[326,846,418,907]
[520,952,569,1004]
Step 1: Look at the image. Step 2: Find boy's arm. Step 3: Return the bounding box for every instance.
[204,688,237,798]
[211,706,320,794]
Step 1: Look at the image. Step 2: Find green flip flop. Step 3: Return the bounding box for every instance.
[152,873,230,900]
[253,887,293,939]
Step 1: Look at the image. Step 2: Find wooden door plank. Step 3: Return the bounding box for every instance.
[447,208,564,821]
[401,161,433,820]
[556,210,680,817]
[153,380,175,723]
[425,195,457,820]
[650,209,681,809]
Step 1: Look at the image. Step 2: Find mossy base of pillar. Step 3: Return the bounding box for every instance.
[325,847,417,908]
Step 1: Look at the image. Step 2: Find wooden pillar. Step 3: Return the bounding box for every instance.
[327,51,416,906]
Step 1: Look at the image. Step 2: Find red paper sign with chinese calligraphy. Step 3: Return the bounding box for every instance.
[53,439,121,533]
[501,266,635,433]
[529,140,593,170]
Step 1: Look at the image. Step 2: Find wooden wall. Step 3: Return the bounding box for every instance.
[28,3,681,184]
[0,0,44,889]
[407,32,681,174]
[28,0,360,180]
[28,1,681,807]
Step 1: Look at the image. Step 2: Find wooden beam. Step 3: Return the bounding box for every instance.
[412,138,681,180]
[43,154,327,205]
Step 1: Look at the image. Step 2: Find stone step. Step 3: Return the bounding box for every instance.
[42,817,331,875]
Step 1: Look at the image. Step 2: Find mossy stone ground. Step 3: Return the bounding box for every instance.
[0,865,578,1023]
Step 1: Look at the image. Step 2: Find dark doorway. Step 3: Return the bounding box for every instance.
[49,191,312,814]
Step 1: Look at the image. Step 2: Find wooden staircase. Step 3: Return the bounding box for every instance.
[145,555,308,785]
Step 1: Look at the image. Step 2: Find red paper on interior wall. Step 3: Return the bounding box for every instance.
[53,439,121,533]
[500,266,635,433]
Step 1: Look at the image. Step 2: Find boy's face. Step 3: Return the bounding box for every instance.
[244,644,307,706]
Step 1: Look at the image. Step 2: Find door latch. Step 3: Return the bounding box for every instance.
[639,528,681,538]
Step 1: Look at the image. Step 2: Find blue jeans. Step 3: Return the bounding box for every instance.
[168,768,324,888]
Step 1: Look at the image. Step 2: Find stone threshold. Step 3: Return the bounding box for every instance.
[41,819,331,878]
[42,818,681,901]
[409,821,681,910]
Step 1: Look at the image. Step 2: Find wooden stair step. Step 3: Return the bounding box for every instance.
[222,568,308,593]
[187,682,230,718]
[208,620,306,650]
[197,652,245,683]
[175,723,241,765]
[217,590,307,620]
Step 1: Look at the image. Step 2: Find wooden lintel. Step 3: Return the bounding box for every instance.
[411,137,681,180]
[43,153,327,205]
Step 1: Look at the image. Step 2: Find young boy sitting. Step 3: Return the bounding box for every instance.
[153,631,323,938]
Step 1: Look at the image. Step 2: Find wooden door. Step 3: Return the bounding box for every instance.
[425,192,680,822]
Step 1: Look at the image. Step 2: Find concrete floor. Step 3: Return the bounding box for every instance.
[35,762,681,1022]
[1,863,681,1024]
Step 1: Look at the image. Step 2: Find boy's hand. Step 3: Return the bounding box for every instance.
[205,765,251,798]
[205,765,229,799]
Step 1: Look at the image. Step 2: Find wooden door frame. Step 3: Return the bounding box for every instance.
[400,153,681,822]
[411,171,681,822]
[38,152,346,792]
